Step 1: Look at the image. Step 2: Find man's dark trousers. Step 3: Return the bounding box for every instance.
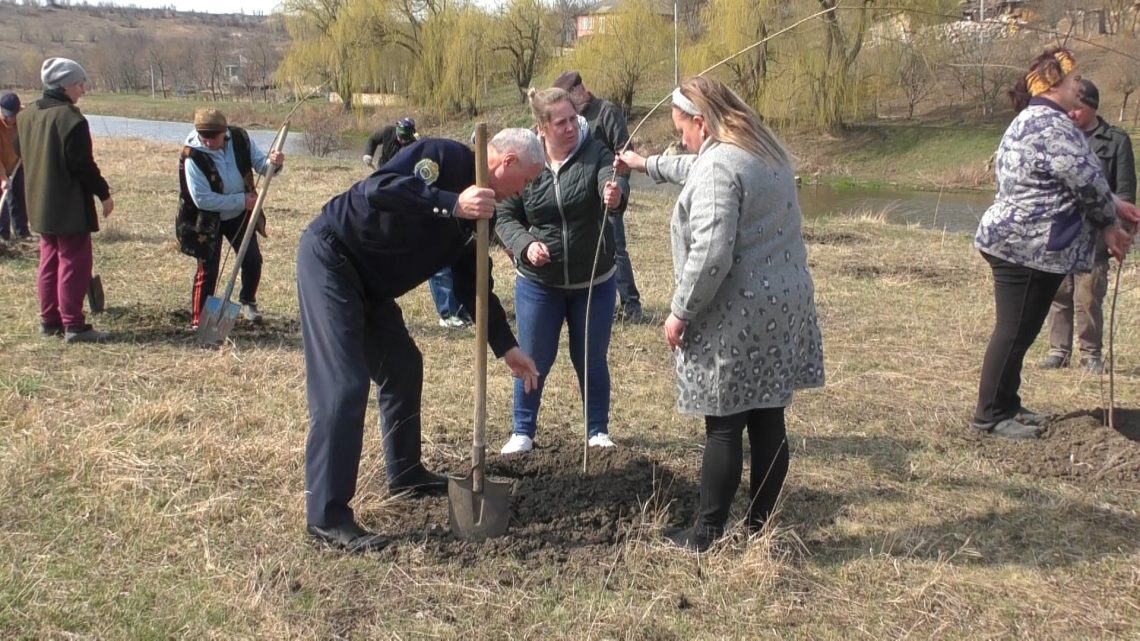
[0,164,29,239]
[298,222,428,527]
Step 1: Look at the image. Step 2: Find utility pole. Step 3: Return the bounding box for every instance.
[665,0,674,85]
[979,0,985,22]
[150,64,155,99]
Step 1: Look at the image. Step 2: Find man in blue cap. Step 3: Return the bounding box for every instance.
[364,116,471,328]
[0,92,29,241]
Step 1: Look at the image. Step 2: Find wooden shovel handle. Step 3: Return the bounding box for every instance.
[472,123,490,495]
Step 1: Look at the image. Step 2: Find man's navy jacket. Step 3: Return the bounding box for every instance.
[316,138,516,357]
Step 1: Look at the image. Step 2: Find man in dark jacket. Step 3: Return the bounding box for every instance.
[553,70,645,323]
[300,129,543,553]
[1042,79,1136,374]
[364,117,469,328]
[362,116,418,168]
[17,58,113,343]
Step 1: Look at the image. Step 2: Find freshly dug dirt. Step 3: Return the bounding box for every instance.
[374,440,700,567]
[974,408,1140,486]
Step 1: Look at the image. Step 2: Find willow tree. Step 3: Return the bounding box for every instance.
[495,0,556,102]
[802,0,959,130]
[410,5,495,116]
[559,0,672,113]
[279,0,391,111]
[691,0,793,106]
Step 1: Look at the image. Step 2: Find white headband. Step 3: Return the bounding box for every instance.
[672,87,701,116]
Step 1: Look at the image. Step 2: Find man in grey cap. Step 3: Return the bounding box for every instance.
[1042,78,1136,374]
[552,70,646,323]
[0,92,29,241]
[18,57,114,343]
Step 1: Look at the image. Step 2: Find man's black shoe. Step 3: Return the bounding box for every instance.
[389,469,448,497]
[307,522,390,553]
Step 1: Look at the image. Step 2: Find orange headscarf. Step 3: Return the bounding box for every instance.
[1026,50,1077,97]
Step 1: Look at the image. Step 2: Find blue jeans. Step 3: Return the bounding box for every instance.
[512,274,617,439]
[0,165,29,239]
[427,267,468,319]
[610,214,640,307]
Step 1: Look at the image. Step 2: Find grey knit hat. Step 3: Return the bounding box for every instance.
[41,57,88,90]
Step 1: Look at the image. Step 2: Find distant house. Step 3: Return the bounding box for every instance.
[959,0,1031,21]
[575,0,673,39]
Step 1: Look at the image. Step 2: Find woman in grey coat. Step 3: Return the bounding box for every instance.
[617,76,824,552]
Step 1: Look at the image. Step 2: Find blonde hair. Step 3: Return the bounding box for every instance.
[527,87,573,127]
[677,76,790,169]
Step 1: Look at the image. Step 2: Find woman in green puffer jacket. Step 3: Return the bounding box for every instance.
[495,86,628,455]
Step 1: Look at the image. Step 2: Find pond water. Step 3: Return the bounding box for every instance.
[87,113,993,234]
[628,173,992,234]
[86,114,313,156]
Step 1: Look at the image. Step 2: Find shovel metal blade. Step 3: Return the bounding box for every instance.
[196,296,240,345]
[447,474,512,541]
[87,274,105,314]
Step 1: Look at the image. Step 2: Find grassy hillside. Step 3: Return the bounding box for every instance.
[0,1,287,89]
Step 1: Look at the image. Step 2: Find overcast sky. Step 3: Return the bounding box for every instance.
[116,0,505,15]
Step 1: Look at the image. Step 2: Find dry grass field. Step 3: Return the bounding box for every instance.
[2,138,1140,639]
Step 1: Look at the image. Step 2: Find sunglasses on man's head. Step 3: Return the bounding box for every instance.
[197,130,225,140]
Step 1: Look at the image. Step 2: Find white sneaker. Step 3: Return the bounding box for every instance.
[500,434,534,455]
[588,433,616,448]
[438,315,468,329]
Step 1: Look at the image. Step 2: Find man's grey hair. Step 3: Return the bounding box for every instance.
[489,128,544,168]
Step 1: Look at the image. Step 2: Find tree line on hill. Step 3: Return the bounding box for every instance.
[6,0,1140,132]
[277,0,1140,131]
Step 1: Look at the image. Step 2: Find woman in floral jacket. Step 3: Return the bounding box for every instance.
[973,48,1138,439]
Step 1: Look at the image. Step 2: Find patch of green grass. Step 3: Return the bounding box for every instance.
[0,373,45,398]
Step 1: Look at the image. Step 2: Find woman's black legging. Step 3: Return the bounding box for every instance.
[699,406,788,534]
[974,252,1066,426]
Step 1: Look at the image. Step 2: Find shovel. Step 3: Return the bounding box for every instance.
[87,274,104,313]
[448,123,512,540]
[0,159,18,223]
[197,122,288,346]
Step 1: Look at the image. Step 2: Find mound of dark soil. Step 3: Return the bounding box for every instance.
[802,228,869,246]
[376,440,699,566]
[93,305,301,345]
[975,408,1140,486]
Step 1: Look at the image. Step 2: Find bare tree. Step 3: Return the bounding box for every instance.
[243,34,280,102]
[896,41,936,119]
[198,35,227,101]
[167,39,199,97]
[495,0,554,102]
[1102,0,1129,35]
[90,31,150,92]
[1107,39,1140,122]
[148,43,169,98]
